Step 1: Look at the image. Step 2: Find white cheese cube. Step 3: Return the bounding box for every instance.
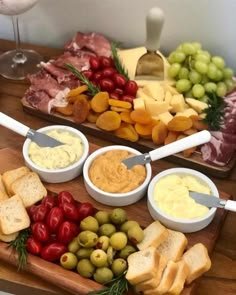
[158,112,174,126]
[133,98,146,110]
[145,101,170,116]
[170,94,187,113]
[185,98,208,113]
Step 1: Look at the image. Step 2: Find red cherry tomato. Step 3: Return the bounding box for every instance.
[82,69,93,80]
[42,195,58,211]
[113,73,127,88]
[89,57,101,70]
[109,92,120,100]
[61,202,79,221]
[32,204,49,222]
[58,191,75,205]
[99,56,113,68]
[47,234,58,244]
[91,80,99,88]
[26,237,42,255]
[57,221,78,244]
[114,88,124,96]
[124,80,138,96]
[93,71,103,81]
[27,205,38,220]
[121,94,135,104]
[46,206,64,233]
[102,67,116,78]
[41,242,67,262]
[100,78,115,92]
[31,222,49,243]
[77,202,95,221]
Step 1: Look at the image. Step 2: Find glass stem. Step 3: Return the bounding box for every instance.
[11,15,27,64]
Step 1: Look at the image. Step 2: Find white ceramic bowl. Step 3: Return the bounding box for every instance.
[147,168,219,233]
[83,145,152,206]
[23,125,89,183]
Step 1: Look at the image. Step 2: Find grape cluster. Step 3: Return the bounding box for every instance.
[167,42,235,101]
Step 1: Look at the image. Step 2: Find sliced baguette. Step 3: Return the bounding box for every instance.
[137,221,169,251]
[182,243,211,284]
[126,246,161,285]
[0,175,8,198]
[0,231,19,242]
[11,172,47,207]
[157,229,188,262]
[0,190,9,202]
[0,195,30,235]
[144,261,178,295]
[2,166,30,196]
[167,260,189,295]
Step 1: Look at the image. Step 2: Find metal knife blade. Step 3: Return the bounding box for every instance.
[122,153,151,169]
[189,192,226,208]
[27,129,63,148]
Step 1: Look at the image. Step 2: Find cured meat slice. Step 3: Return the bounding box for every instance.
[210,131,236,144]
[64,32,111,57]
[24,89,52,113]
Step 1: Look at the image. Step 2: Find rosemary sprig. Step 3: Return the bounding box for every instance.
[64,63,100,96]
[111,42,130,81]
[202,91,226,131]
[87,271,129,295]
[8,228,30,271]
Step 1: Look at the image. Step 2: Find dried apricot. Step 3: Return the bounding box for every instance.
[110,106,130,113]
[135,122,153,137]
[67,85,88,97]
[183,128,198,136]
[96,111,121,131]
[55,104,74,116]
[152,121,168,145]
[87,110,100,123]
[90,92,109,113]
[190,115,209,131]
[67,94,89,104]
[130,109,152,125]
[183,146,196,157]
[120,112,135,124]
[164,131,179,145]
[73,96,90,123]
[114,123,139,142]
[108,99,132,109]
[167,116,193,132]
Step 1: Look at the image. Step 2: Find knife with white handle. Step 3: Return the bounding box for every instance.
[189,192,236,212]
[0,112,63,148]
[122,130,211,169]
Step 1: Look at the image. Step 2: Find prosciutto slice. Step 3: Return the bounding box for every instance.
[24,89,52,113]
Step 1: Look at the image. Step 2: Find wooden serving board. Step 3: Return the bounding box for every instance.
[0,146,230,295]
[22,99,236,179]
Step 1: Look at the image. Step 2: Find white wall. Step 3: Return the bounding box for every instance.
[0,0,235,71]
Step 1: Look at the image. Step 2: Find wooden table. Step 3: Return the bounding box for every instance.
[0,39,236,295]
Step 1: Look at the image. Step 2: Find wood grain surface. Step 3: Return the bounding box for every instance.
[0,39,236,295]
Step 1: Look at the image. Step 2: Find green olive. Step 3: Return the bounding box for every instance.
[90,249,108,267]
[120,220,140,233]
[93,267,114,284]
[119,245,137,259]
[68,238,80,253]
[78,231,98,248]
[96,236,110,251]
[110,208,127,225]
[76,248,94,259]
[111,258,127,276]
[60,252,78,270]
[94,211,110,225]
[80,216,99,232]
[99,223,116,237]
[77,259,95,278]
[127,226,144,244]
[110,232,127,250]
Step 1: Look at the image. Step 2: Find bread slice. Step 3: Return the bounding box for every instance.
[182,243,211,284]
[11,172,47,207]
[167,260,189,295]
[0,195,30,235]
[0,175,8,197]
[157,229,188,262]
[0,231,19,242]
[137,221,169,251]
[126,246,161,285]
[2,166,30,196]
[0,190,9,202]
[136,255,167,292]
[144,261,178,295]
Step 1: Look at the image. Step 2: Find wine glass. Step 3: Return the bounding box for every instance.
[0,0,43,80]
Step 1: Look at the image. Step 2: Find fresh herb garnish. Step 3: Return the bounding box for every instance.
[87,271,129,295]
[202,92,226,131]
[64,63,100,96]
[111,42,130,81]
[8,228,30,271]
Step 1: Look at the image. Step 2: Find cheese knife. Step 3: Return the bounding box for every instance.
[122,130,211,169]
[0,112,63,148]
[189,191,236,212]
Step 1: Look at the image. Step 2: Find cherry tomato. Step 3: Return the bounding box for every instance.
[91,80,99,88]
[100,78,115,92]
[82,69,93,80]
[89,57,101,70]
[114,88,124,96]
[42,195,58,211]
[41,242,67,262]
[47,234,58,244]
[58,191,75,205]
[99,56,113,68]
[61,202,79,221]
[57,221,78,244]
[32,204,49,222]
[26,237,42,255]
[27,205,38,220]
[109,92,120,100]
[31,222,49,243]
[77,202,95,221]
[124,80,138,96]
[46,206,64,233]
[93,71,103,81]
[113,73,127,88]
[121,94,135,104]
[102,67,116,78]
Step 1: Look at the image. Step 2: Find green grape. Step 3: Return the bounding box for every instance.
[204,82,217,93]
[189,70,202,84]
[167,52,176,64]
[223,67,234,79]
[194,61,208,74]
[216,82,227,97]
[201,75,209,84]
[176,79,192,93]
[212,56,225,69]
[215,69,223,82]
[181,42,196,55]
[168,63,181,78]
[178,67,189,79]
[192,42,202,51]
[173,51,186,63]
[192,84,205,99]
[176,44,183,52]
[207,63,218,80]
[195,54,210,64]
[199,95,209,103]
[224,79,235,92]
[197,50,211,59]
[184,90,193,98]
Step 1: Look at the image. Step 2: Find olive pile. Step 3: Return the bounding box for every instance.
[59,208,144,284]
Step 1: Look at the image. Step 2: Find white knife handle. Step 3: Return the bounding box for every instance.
[0,112,30,137]
[146,7,165,51]
[225,200,236,212]
[149,130,211,162]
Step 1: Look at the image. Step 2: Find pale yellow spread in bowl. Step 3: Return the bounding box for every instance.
[154,174,211,219]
